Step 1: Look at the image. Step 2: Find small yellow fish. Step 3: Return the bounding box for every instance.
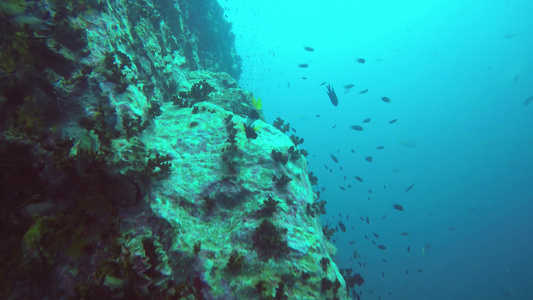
[252,96,262,110]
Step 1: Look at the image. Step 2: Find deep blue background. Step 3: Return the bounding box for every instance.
[218,0,533,299]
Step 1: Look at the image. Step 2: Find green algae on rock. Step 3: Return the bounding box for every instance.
[0,0,349,298]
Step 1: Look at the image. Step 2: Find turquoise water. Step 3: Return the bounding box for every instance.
[220,0,533,299]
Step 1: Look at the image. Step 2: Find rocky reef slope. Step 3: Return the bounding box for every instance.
[0,0,349,298]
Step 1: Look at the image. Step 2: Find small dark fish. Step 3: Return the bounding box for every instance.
[298,63,309,68]
[291,128,297,133]
[381,96,391,103]
[303,46,314,52]
[382,259,387,262]
[366,216,369,224]
[362,118,371,123]
[377,245,386,250]
[351,149,355,153]
[368,189,372,194]
[287,82,290,87]
[356,57,366,63]
[365,156,372,162]
[349,125,363,131]
[417,269,424,273]
[381,215,387,220]
[301,77,307,80]
[376,146,384,150]
[405,184,414,192]
[330,154,339,163]
[524,96,533,106]
[406,270,409,275]
[373,233,379,238]
[324,164,328,170]
[344,84,355,89]
[319,82,326,86]
[407,246,411,252]
[331,124,337,129]
[382,272,385,277]
[359,89,369,94]
[364,234,368,240]
[339,186,345,191]
[388,119,397,124]
[315,114,321,117]
[337,220,346,232]
[340,166,343,170]
[326,84,338,106]
[359,217,365,221]
[355,176,363,182]
[401,232,409,236]
[392,203,404,211]
[346,214,349,219]
[349,240,356,245]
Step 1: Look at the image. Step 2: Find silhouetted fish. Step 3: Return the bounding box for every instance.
[381,96,391,103]
[319,82,326,87]
[349,240,356,245]
[524,96,533,106]
[362,118,371,123]
[303,46,314,52]
[326,84,338,106]
[356,57,366,63]
[376,146,384,150]
[315,114,321,117]
[355,176,363,182]
[330,154,339,163]
[337,220,346,232]
[407,246,411,252]
[401,232,409,236]
[373,233,379,238]
[339,186,345,191]
[359,89,369,94]
[405,184,414,192]
[344,84,355,89]
[365,156,372,162]
[298,63,309,68]
[388,119,397,124]
[377,245,386,250]
[350,125,363,131]
[392,203,404,211]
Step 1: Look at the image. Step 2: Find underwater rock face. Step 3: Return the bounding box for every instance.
[0,0,346,299]
[144,101,348,298]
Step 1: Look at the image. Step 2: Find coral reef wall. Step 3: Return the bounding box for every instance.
[0,0,347,299]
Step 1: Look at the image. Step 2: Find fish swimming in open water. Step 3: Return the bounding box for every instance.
[392,203,404,211]
[326,84,338,106]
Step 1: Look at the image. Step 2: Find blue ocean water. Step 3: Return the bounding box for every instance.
[219,0,533,299]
